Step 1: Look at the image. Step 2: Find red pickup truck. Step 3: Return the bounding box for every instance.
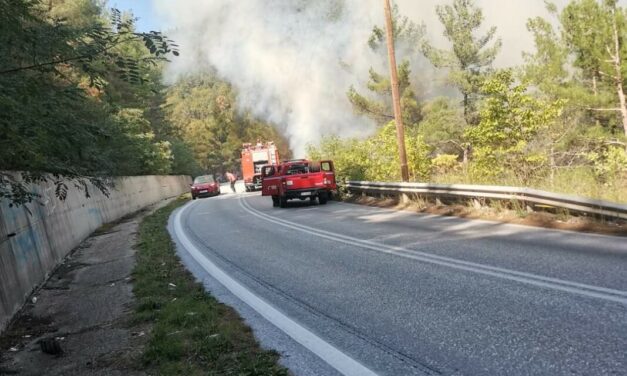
[261,159,337,207]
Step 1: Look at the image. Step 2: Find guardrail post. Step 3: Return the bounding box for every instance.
[400,192,409,204]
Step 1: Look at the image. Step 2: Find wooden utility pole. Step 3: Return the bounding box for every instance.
[383,0,409,182]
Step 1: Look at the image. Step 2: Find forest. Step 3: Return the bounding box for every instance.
[1,0,625,205]
[0,0,289,205]
[309,0,627,202]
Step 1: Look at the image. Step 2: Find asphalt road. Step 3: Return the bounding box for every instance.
[173,191,627,376]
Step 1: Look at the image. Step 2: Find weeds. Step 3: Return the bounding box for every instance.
[133,197,288,376]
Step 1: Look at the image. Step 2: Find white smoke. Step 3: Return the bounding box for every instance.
[397,0,590,68]
[153,0,604,156]
[155,0,382,156]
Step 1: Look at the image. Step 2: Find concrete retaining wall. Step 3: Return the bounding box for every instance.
[0,175,191,332]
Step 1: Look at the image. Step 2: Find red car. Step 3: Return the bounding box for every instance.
[190,175,220,199]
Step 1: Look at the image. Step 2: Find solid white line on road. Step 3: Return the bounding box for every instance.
[173,202,379,376]
[240,197,627,305]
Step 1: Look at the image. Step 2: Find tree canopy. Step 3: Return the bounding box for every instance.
[311,0,626,203]
[347,4,425,128]
[422,0,501,125]
[0,0,290,206]
[164,73,291,174]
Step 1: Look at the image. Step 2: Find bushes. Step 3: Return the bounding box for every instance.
[308,81,626,203]
[308,122,432,182]
[465,70,564,184]
[431,154,460,175]
[588,146,627,182]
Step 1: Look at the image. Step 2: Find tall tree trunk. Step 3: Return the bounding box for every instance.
[616,80,627,137]
[463,93,469,124]
[462,143,470,174]
[550,146,555,184]
[462,92,471,173]
[592,73,603,127]
[610,9,627,137]
[592,74,598,96]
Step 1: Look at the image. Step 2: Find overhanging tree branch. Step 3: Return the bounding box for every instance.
[585,107,621,111]
[1,36,142,75]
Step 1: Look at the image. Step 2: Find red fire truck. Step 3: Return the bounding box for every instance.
[241,141,280,192]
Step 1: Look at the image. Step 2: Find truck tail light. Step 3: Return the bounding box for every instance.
[323,178,331,185]
[286,180,294,186]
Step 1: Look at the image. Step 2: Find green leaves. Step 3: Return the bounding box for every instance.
[465,70,565,182]
[0,0,184,206]
[141,31,179,58]
[349,3,424,128]
[587,146,627,181]
[367,3,426,54]
[164,73,291,174]
[308,122,432,182]
[417,97,466,155]
[422,0,501,124]
[561,0,611,78]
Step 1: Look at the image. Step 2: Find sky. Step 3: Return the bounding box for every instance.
[107,0,165,32]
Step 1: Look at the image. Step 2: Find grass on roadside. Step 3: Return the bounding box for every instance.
[133,196,288,376]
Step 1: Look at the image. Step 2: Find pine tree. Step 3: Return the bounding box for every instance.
[422,0,501,125]
[347,4,425,127]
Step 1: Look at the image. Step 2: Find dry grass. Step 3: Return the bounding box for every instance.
[343,194,627,236]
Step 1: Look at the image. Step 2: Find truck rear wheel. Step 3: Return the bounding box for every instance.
[309,196,317,205]
[318,192,328,205]
[272,196,279,207]
[279,196,288,208]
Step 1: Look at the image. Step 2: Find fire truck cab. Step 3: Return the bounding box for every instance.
[241,141,280,192]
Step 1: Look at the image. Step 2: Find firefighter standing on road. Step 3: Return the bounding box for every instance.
[226,171,237,193]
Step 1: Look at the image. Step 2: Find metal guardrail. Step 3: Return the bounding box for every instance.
[344,181,627,220]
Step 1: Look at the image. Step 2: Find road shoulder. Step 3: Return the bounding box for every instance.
[0,204,158,375]
[0,196,288,375]
[135,197,287,375]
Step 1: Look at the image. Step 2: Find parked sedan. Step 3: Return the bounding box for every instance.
[190,175,220,199]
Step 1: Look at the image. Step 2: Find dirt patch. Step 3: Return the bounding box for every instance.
[0,313,56,352]
[344,194,627,236]
[92,208,148,236]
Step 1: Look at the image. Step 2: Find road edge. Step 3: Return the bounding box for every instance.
[171,200,379,376]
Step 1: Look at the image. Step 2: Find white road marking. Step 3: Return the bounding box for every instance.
[240,197,627,305]
[174,202,379,376]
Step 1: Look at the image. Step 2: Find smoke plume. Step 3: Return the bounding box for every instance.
[155,0,578,156]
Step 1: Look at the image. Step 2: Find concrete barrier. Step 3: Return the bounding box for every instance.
[0,174,191,332]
